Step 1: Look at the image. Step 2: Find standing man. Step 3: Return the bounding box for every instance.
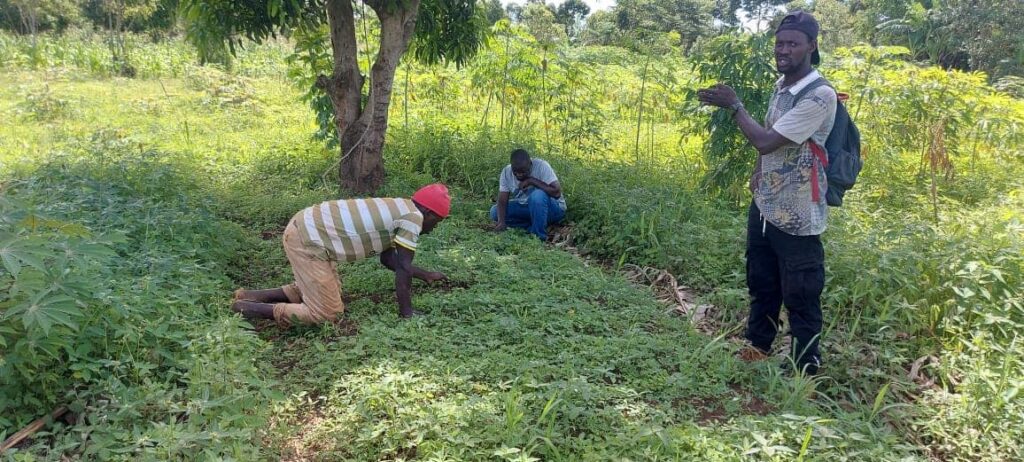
[231,183,451,324]
[698,11,837,375]
[490,149,566,241]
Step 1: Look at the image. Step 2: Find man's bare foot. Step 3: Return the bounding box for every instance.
[233,288,289,303]
[231,300,276,320]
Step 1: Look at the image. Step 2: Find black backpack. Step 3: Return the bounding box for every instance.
[793,78,862,207]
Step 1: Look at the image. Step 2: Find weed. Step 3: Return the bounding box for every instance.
[15,85,73,121]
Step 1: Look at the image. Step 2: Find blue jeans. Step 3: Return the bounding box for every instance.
[489,189,566,241]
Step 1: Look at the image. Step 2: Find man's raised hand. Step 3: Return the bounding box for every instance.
[697,83,740,109]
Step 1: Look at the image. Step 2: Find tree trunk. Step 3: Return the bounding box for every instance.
[318,0,420,194]
[349,0,420,193]
[14,0,39,46]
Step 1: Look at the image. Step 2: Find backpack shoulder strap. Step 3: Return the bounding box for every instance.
[791,77,831,205]
[792,77,830,105]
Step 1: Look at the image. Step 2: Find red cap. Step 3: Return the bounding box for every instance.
[412,183,451,218]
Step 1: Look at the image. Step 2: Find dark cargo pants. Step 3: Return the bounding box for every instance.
[745,202,825,370]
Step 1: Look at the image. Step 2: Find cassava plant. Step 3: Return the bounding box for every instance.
[686,32,776,204]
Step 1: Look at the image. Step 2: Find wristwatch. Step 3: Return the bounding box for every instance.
[729,101,744,114]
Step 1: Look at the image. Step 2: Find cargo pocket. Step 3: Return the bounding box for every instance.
[781,255,824,309]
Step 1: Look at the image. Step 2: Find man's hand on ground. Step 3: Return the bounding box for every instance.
[399,309,425,319]
[494,222,507,232]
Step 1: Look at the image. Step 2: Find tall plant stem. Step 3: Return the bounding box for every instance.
[482,92,493,128]
[541,47,550,151]
[500,31,510,130]
[635,56,650,164]
[404,60,410,129]
[563,73,572,156]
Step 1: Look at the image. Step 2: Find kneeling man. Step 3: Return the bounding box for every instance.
[490,149,566,241]
[232,183,451,324]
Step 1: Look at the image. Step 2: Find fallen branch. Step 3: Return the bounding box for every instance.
[620,263,717,334]
[908,355,940,390]
[1,406,68,452]
[546,224,722,334]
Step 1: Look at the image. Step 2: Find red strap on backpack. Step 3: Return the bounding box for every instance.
[808,142,828,203]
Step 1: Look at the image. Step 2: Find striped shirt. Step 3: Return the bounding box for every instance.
[296,198,423,262]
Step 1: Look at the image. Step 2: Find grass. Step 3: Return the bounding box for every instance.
[1,33,1021,460]
[238,193,919,461]
[0,68,920,461]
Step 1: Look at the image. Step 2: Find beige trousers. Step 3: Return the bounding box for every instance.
[273,216,345,326]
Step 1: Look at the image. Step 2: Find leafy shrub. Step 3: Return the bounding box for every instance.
[0,31,287,79]
[0,195,118,415]
[993,75,1024,98]
[185,65,260,109]
[684,32,777,204]
[0,146,272,458]
[15,85,73,121]
[389,126,744,289]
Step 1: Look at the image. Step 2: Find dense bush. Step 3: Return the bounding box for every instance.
[0,31,290,78]
[0,142,272,458]
[0,0,84,34]
[0,0,179,36]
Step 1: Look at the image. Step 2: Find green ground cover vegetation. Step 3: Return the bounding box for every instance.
[0,27,1021,460]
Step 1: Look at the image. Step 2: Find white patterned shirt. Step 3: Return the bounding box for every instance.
[751,70,837,236]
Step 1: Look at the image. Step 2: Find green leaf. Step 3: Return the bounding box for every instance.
[870,383,891,420]
[0,236,49,277]
[17,292,81,335]
[493,447,521,457]
[0,248,20,277]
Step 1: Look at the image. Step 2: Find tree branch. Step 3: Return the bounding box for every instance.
[326,0,360,83]
[361,0,421,127]
[315,74,331,90]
